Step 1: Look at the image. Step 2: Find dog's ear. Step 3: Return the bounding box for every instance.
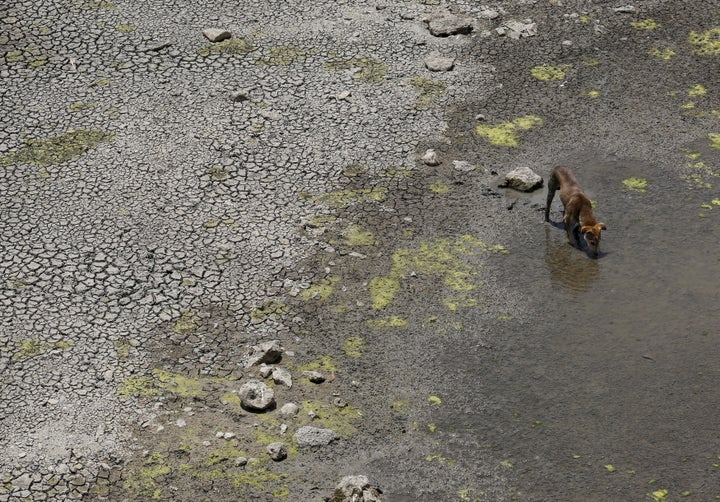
[581,225,593,234]
[598,222,607,231]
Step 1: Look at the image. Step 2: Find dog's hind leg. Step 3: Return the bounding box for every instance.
[545,169,560,222]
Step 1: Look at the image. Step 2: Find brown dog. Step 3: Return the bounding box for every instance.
[545,166,606,258]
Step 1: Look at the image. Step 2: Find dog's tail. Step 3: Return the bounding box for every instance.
[545,167,561,222]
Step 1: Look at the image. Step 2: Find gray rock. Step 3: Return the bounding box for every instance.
[478,9,500,20]
[421,149,440,166]
[280,402,300,418]
[452,160,476,172]
[302,370,326,384]
[245,340,283,368]
[295,426,338,447]
[202,28,231,42]
[613,5,636,13]
[266,442,287,461]
[330,475,383,502]
[272,367,293,388]
[238,380,276,411]
[230,89,252,103]
[258,364,273,378]
[424,52,455,72]
[503,167,543,192]
[498,20,537,39]
[427,13,474,37]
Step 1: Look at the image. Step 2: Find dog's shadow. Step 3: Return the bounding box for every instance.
[544,226,600,291]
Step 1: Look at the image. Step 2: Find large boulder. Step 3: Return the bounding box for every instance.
[426,13,474,37]
[294,426,338,447]
[330,475,383,502]
[238,380,275,411]
[502,167,543,192]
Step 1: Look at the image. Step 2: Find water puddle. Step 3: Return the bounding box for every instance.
[439,156,720,499]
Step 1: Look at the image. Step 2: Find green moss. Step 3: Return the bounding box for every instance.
[342,163,366,177]
[343,337,365,358]
[366,316,408,328]
[207,164,229,181]
[117,376,159,398]
[408,77,446,110]
[256,45,315,66]
[123,452,171,500]
[309,186,388,207]
[369,235,507,310]
[205,445,248,467]
[428,395,442,405]
[429,180,449,194]
[582,90,601,99]
[391,400,412,414]
[153,369,203,397]
[6,50,24,62]
[299,355,338,374]
[173,310,201,334]
[342,225,377,246]
[476,115,543,147]
[0,129,115,167]
[689,84,708,96]
[649,48,676,60]
[93,78,111,86]
[250,301,289,323]
[631,19,661,30]
[622,177,648,192]
[114,339,131,359]
[689,28,720,55]
[197,37,256,57]
[300,276,340,301]
[325,56,387,83]
[426,454,455,465]
[530,65,570,81]
[69,101,97,112]
[442,295,478,312]
[232,465,287,490]
[300,399,362,438]
[12,339,73,361]
[116,24,135,32]
[28,57,47,68]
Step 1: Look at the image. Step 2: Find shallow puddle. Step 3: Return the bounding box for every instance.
[440,157,720,499]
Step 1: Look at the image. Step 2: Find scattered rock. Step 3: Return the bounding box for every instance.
[421,149,440,166]
[266,442,288,461]
[330,475,383,502]
[235,457,248,467]
[258,364,273,378]
[478,9,500,20]
[238,380,276,411]
[140,41,172,52]
[295,426,338,447]
[202,28,231,42]
[452,160,476,172]
[245,340,283,368]
[424,52,455,72]
[502,167,543,192]
[613,5,636,13]
[302,370,326,384]
[272,367,293,388]
[497,19,537,39]
[280,402,300,418]
[426,13,474,37]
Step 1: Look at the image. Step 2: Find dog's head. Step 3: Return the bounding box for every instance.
[581,223,607,258]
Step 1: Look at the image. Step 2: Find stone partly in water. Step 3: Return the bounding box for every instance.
[502,167,544,192]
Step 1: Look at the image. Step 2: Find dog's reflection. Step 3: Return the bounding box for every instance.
[544,225,599,292]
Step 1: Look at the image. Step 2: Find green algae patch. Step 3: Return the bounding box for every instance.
[301,276,340,301]
[299,355,338,374]
[708,133,720,149]
[408,77,446,110]
[476,115,543,147]
[197,37,256,57]
[301,399,362,438]
[649,48,676,60]
[622,177,648,192]
[428,395,442,405]
[256,45,315,66]
[308,186,388,207]
[530,64,570,81]
[342,225,377,246]
[117,376,159,398]
[367,316,408,328]
[442,295,478,312]
[343,337,366,358]
[391,400,412,414]
[173,310,201,335]
[631,19,661,30]
[116,24,135,32]
[370,235,508,310]
[123,451,172,500]
[582,90,601,99]
[153,369,203,397]
[250,301,289,323]
[689,28,720,56]
[0,129,114,167]
[12,339,74,361]
[429,180,449,194]
[689,84,708,96]
[325,56,387,83]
